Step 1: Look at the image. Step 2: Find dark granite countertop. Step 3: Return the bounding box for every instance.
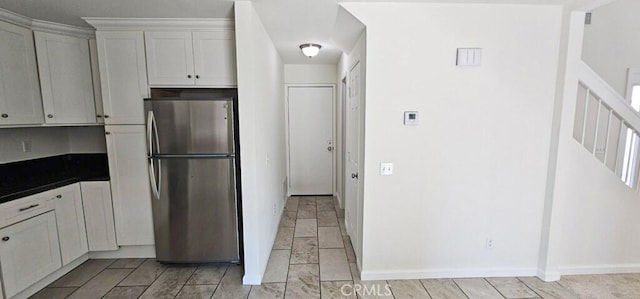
[0,154,109,204]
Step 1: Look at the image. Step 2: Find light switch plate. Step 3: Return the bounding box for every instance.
[380,162,393,176]
[457,48,482,66]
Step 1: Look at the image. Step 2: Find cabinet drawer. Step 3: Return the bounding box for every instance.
[0,191,54,228]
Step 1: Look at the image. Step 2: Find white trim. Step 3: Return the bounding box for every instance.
[359,267,538,281]
[31,19,94,38]
[559,264,640,276]
[83,18,234,31]
[0,8,32,28]
[0,8,94,38]
[536,269,561,282]
[242,273,262,285]
[88,245,156,259]
[11,254,88,299]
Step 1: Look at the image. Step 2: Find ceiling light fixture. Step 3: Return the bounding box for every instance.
[300,43,322,58]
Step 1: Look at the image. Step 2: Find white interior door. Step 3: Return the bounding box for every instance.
[288,86,334,195]
[345,61,362,259]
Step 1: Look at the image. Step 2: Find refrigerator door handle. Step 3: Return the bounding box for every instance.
[147,111,162,200]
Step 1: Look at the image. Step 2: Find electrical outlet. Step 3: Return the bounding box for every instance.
[380,162,393,175]
[486,238,494,249]
[22,140,32,153]
[266,152,270,166]
[273,203,277,215]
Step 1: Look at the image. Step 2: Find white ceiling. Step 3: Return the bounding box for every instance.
[0,0,573,64]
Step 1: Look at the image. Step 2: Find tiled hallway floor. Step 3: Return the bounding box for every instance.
[33,196,640,298]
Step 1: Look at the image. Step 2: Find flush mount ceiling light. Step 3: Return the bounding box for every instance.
[300,43,322,58]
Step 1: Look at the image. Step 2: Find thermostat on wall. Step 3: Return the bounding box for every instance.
[404,111,419,126]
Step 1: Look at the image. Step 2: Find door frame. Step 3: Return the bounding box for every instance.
[285,84,336,196]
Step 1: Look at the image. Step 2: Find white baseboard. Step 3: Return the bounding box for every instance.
[559,264,640,276]
[537,269,561,281]
[13,254,89,299]
[360,267,537,281]
[88,245,156,259]
[243,273,262,285]
[335,192,343,209]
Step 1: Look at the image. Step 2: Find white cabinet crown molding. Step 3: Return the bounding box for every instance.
[31,20,94,39]
[0,8,31,28]
[82,17,234,31]
[0,8,94,38]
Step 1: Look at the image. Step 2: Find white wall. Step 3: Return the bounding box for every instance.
[342,3,563,279]
[545,8,640,276]
[67,127,107,153]
[284,64,336,84]
[582,0,640,97]
[235,1,287,285]
[0,127,107,163]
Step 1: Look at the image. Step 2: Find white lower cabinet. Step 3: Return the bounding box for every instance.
[52,184,89,266]
[0,211,61,298]
[105,125,155,245]
[80,181,117,251]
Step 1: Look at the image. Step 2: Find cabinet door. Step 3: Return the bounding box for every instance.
[145,31,195,86]
[80,181,117,251]
[35,32,96,124]
[53,184,88,265]
[96,31,148,125]
[105,125,155,245]
[89,38,104,124]
[193,31,237,86]
[0,211,61,298]
[0,21,43,125]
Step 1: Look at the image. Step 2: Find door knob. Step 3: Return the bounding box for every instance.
[351,173,358,179]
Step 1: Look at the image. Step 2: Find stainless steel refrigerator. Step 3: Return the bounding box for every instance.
[144,88,240,263]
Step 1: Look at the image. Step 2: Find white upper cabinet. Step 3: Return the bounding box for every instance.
[145,31,236,87]
[193,31,237,86]
[96,31,148,125]
[145,31,195,85]
[89,38,105,124]
[35,32,96,124]
[0,21,44,125]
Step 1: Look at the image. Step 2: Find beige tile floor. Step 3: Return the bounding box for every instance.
[33,196,640,298]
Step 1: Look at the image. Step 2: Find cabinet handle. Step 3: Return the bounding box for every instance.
[2,237,8,242]
[96,114,103,118]
[104,115,110,118]
[47,114,54,118]
[195,75,200,79]
[18,204,39,212]
[1,113,8,118]
[187,75,192,79]
[56,195,62,199]
[105,132,111,135]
